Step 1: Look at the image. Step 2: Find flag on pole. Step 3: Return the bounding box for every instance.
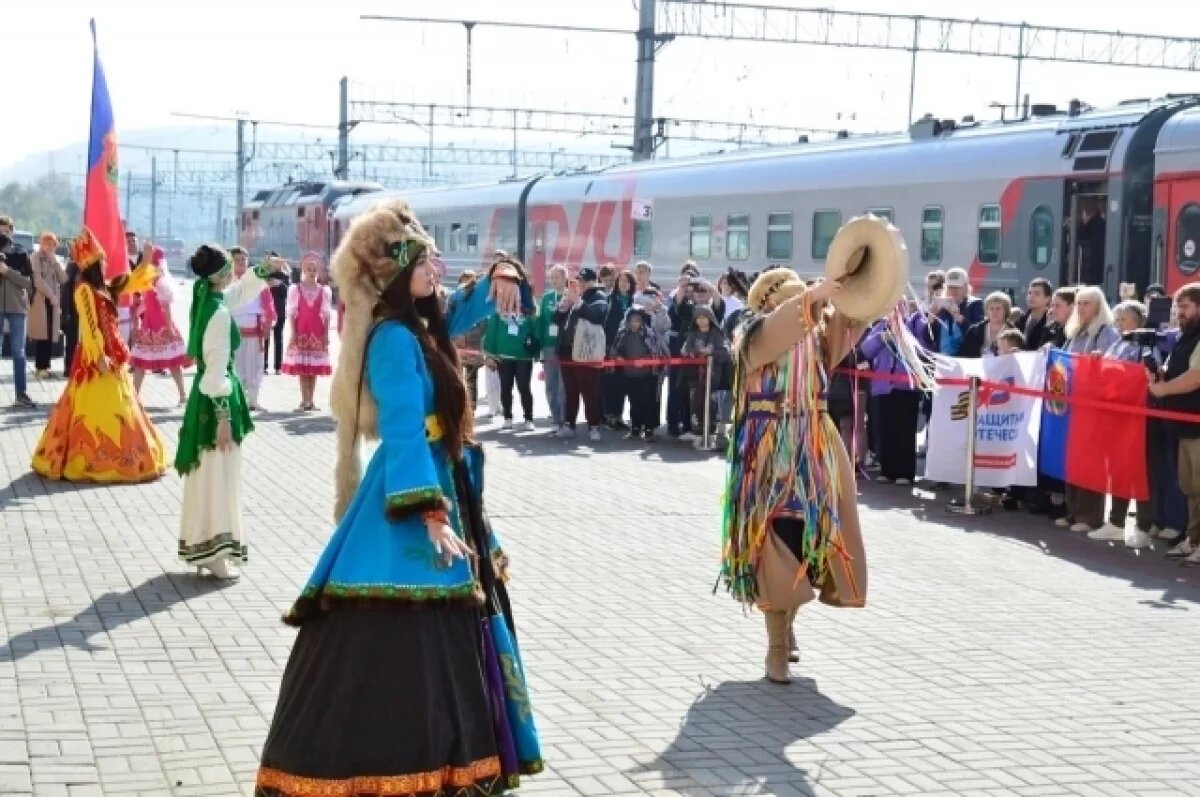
[84,19,127,281]
[1039,350,1149,500]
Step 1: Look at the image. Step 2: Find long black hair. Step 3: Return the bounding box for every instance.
[375,243,471,460]
[77,260,129,304]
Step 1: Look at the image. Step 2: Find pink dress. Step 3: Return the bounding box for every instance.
[282,284,333,376]
[129,273,191,370]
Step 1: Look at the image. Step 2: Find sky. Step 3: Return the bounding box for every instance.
[5,0,1200,175]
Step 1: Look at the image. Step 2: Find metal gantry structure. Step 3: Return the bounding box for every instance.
[658,0,1200,129]
[363,1,1200,160]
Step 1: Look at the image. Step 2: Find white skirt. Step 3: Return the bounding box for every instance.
[234,337,264,392]
[178,447,247,567]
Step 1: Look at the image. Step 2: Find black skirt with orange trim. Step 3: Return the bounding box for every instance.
[254,604,508,797]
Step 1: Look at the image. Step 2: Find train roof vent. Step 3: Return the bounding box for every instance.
[1119,97,1151,105]
[299,182,326,197]
[797,134,809,144]
[836,130,849,139]
[251,190,270,202]
[961,115,976,124]
[1031,103,1059,117]
[909,115,942,140]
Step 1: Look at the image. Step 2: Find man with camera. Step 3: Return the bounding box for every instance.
[0,215,36,407]
[1149,283,1200,566]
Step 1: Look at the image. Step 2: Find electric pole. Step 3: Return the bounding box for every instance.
[150,156,158,241]
[337,76,351,179]
[632,0,658,161]
[235,120,246,238]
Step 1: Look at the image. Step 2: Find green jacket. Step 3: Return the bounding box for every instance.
[535,290,563,352]
[482,312,538,360]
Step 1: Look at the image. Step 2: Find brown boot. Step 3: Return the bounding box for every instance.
[786,607,799,663]
[763,610,792,684]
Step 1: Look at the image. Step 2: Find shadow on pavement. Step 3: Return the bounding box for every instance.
[633,677,854,796]
[473,424,722,463]
[279,414,336,436]
[0,470,117,511]
[0,573,235,663]
[857,480,1200,608]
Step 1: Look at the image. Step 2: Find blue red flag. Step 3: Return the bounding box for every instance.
[84,19,126,280]
[1039,350,1149,500]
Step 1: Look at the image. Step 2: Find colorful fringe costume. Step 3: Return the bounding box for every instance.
[718,309,864,614]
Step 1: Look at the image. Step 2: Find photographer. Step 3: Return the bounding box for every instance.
[1149,283,1200,566]
[0,215,35,407]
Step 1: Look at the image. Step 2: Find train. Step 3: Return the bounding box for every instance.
[244,94,1200,299]
[238,179,384,262]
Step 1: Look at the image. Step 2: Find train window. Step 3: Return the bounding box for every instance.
[866,207,893,223]
[296,207,305,218]
[1079,130,1118,152]
[432,224,445,252]
[689,215,711,260]
[921,206,943,265]
[767,212,793,260]
[1176,203,1200,275]
[449,223,462,254]
[1029,206,1054,269]
[466,224,479,253]
[634,219,652,258]
[726,214,750,261]
[977,204,1001,266]
[811,210,841,261]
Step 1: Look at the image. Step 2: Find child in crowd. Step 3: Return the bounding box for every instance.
[613,306,668,440]
[995,328,1026,356]
[681,305,731,444]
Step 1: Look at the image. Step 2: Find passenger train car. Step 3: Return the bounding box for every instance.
[239,179,383,262]
[314,95,1200,297]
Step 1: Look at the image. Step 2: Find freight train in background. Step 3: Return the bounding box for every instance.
[242,94,1200,300]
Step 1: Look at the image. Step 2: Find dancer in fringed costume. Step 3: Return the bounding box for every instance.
[717,261,931,684]
[256,200,543,796]
[130,244,191,405]
[175,245,289,580]
[227,246,275,411]
[31,228,166,483]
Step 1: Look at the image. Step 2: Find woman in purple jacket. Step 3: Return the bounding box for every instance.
[859,313,931,485]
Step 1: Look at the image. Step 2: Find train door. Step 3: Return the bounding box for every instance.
[1062,181,1108,287]
[1163,176,1200,292]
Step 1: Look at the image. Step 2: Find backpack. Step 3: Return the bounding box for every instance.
[571,317,607,362]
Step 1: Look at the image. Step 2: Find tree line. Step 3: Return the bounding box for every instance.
[0,175,82,237]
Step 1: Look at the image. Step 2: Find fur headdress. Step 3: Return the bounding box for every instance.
[329,199,434,522]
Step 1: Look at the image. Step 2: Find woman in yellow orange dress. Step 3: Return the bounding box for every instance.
[31,228,167,483]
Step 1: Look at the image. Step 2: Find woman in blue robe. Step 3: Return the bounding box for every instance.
[256,201,542,796]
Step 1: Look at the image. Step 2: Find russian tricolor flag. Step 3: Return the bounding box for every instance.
[84,19,126,280]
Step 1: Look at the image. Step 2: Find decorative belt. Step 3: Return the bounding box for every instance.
[238,325,263,337]
[425,414,444,442]
[746,390,828,420]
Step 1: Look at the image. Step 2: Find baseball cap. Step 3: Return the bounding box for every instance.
[577,267,598,282]
[944,268,969,288]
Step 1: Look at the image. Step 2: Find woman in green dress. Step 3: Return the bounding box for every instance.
[175,244,288,580]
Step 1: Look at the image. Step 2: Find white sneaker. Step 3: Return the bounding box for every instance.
[679,432,696,442]
[1184,547,1200,566]
[1054,518,1070,528]
[522,420,535,431]
[876,475,891,484]
[1166,539,1195,559]
[588,427,602,442]
[1155,527,1181,540]
[198,558,239,580]
[1125,529,1152,549]
[895,478,912,486]
[1069,522,1093,533]
[1087,523,1125,542]
[556,425,575,439]
[502,418,513,430]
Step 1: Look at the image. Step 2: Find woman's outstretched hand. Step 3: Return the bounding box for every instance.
[491,278,520,316]
[427,520,472,567]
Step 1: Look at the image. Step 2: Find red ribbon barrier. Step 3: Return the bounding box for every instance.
[456,348,708,369]
[830,366,1200,425]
